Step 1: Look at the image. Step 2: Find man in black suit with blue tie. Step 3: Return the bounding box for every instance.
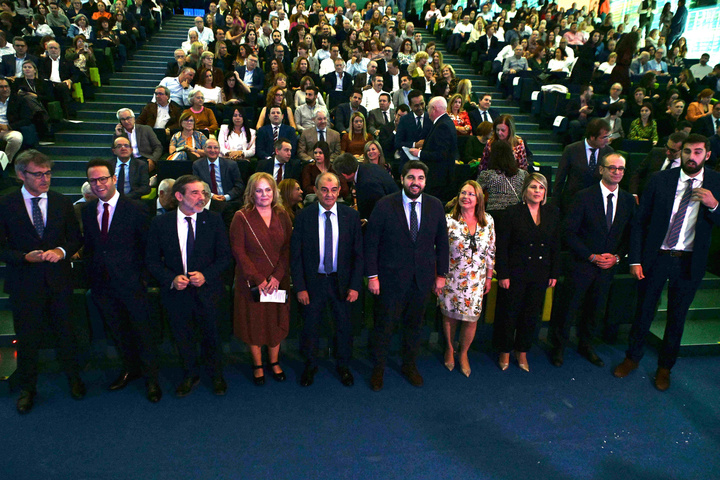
[191,138,245,203]
[614,134,720,391]
[549,153,635,368]
[291,172,364,387]
[395,90,432,164]
[365,160,450,390]
[255,106,298,160]
[111,136,151,200]
[146,175,232,397]
[82,159,161,402]
[0,150,85,414]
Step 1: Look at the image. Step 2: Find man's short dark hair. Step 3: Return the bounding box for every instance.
[86,158,115,176]
[15,149,52,175]
[401,160,428,177]
[390,59,400,68]
[350,88,363,98]
[397,104,410,113]
[407,89,424,104]
[332,153,359,175]
[585,118,610,139]
[668,131,688,144]
[274,137,292,151]
[173,174,203,196]
[268,105,283,115]
[379,92,391,102]
[682,133,710,152]
[676,120,692,131]
[401,74,412,82]
[305,85,318,95]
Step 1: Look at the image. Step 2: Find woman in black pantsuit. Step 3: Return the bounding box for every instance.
[493,173,561,372]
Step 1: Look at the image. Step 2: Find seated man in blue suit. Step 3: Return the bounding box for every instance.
[235,53,265,106]
[256,106,298,160]
[191,138,245,203]
[332,89,367,135]
[256,138,302,183]
[395,89,432,164]
[0,37,38,80]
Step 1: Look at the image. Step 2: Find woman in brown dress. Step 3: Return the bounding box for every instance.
[230,172,292,386]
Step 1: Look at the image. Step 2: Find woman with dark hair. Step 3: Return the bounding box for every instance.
[478,114,532,172]
[626,87,647,120]
[218,106,256,160]
[437,180,495,377]
[301,141,350,197]
[222,71,249,105]
[64,35,97,85]
[397,38,415,68]
[610,31,640,92]
[264,58,285,88]
[570,30,601,86]
[628,101,658,144]
[462,121,494,163]
[168,111,208,161]
[494,173,560,372]
[278,178,303,223]
[477,139,529,217]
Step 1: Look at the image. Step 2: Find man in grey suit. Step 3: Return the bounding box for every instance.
[111,136,151,200]
[392,75,413,108]
[367,92,395,137]
[191,139,245,202]
[113,108,163,170]
[298,110,342,162]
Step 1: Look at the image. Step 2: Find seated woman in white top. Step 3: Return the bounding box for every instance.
[597,52,617,74]
[218,106,256,160]
[195,68,224,104]
[548,47,571,73]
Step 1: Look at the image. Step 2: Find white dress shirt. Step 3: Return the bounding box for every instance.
[154,103,171,128]
[96,189,120,229]
[177,210,197,275]
[21,186,66,257]
[661,169,704,251]
[401,189,422,231]
[318,203,339,273]
[599,181,618,225]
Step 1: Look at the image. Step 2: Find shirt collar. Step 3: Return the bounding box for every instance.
[319,202,338,217]
[208,157,220,166]
[100,190,120,209]
[599,180,617,196]
[178,210,198,223]
[21,186,47,200]
[680,166,704,184]
[402,189,422,206]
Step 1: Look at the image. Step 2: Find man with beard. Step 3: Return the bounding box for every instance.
[614,134,720,391]
[364,160,449,391]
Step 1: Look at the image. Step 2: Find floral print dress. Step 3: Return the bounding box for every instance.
[438,213,496,322]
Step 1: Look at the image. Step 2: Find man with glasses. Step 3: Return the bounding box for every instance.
[630,131,688,199]
[0,150,85,414]
[0,37,38,80]
[137,85,183,149]
[109,136,150,199]
[376,46,394,76]
[113,108,163,171]
[549,153,635,368]
[38,40,76,119]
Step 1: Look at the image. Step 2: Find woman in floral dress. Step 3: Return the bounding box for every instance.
[438,180,495,377]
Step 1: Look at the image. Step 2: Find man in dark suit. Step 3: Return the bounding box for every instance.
[692,102,720,139]
[549,153,635,368]
[614,134,720,391]
[354,60,379,92]
[553,118,614,215]
[235,54,265,105]
[191,138,245,202]
[165,49,186,77]
[256,137,302,183]
[113,108,163,170]
[136,86,184,148]
[382,59,401,94]
[333,153,398,221]
[365,160,450,390]
[38,41,76,119]
[0,37,38,79]
[474,24,500,65]
[629,131,687,198]
[407,96,458,201]
[472,93,501,128]
[332,89,367,134]
[323,58,354,110]
[146,175,232,397]
[391,75,413,108]
[412,65,436,101]
[81,159,161,402]
[291,172,364,387]
[0,150,85,414]
[255,106,298,160]
[378,104,410,168]
[110,136,151,200]
[367,93,395,137]
[395,90,432,164]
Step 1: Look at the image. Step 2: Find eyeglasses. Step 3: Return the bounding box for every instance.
[602,165,626,173]
[24,170,52,178]
[88,176,112,185]
[115,143,131,148]
[666,144,681,154]
[459,190,477,197]
[119,117,133,121]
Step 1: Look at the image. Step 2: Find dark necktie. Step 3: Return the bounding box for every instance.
[276,163,283,184]
[665,179,694,248]
[209,162,219,195]
[483,111,488,123]
[31,197,44,238]
[410,201,418,242]
[589,148,597,169]
[383,111,389,123]
[101,202,109,240]
[323,211,333,273]
[318,130,325,142]
[185,216,194,271]
[416,115,422,131]
[606,193,614,231]
[715,118,720,130]
[117,163,127,195]
[273,125,279,142]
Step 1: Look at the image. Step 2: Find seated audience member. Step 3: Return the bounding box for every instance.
[463,121,494,164]
[278,178,303,222]
[628,101,658,145]
[301,140,349,198]
[479,115,532,172]
[691,101,720,138]
[298,110,341,162]
[604,103,626,142]
[447,93,472,136]
[113,108,163,170]
[294,86,328,132]
[323,57,353,110]
[255,106,298,160]
[166,49,187,77]
[0,77,23,161]
[566,85,599,143]
[109,136,151,199]
[256,137,302,182]
[191,138,245,203]
[256,86,297,130]
[159,66,195,108]
[341,111,373,156]
[137,85,183,149]
[501,45,528,99]
[217,106,256,160]
[146,177,177,216]
[167,111,208,161]
[362,139,392,176]
[367,92,395,137]
[183,90,219,136]
[38,41,77,119]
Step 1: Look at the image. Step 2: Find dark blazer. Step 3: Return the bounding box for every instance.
[411,76,435,94]
[354,162,399,220]
[367,107,395,136]
[418,113,458,190]
[475,34,499,55]
[255,157,303,182]
[38,56,73,82]
[692,114,720,138]
[1,53,39,78]
[235,65,266,90]
[255,123,298,160]
[364,191,450,293]
[145,209,232,300]
[0,189,82,296]
[322,71,353,93]
[113,124,164,163]
[165,60,181,78]
[630,167,720,281]
[395,111,432,163]
[564,183,635,263]
[332,103,367,133]
[137,101,184,131]
[192,157,245,201]
[377,121,398,161]
[116,157,151,199]
[629,147,674,196]
[553,140,614,210]
[353,72,374,89]
[382,72,401,92]
[81,196,149,290]
[291,203,364,296]
[495,202,562,281]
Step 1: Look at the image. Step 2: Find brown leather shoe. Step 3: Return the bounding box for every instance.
[401,363,424,387]
[613,358,639,378]
[654,367,671,391]
[370,366,384,392]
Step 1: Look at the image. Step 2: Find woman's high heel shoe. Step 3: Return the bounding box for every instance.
[252,365,265,386]
[444,349,455,371]
[498,353,510,371]
[458,354,471,377]
[269,362,286,382]
[515,352,529,372]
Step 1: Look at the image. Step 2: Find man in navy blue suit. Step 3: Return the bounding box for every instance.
[82,158,161,402]
[291,172,364,387]
[146,175,232,397]
[333,153,398,222]
[256,138,302,183]
[364,160,450,391]
[0,37,38,79]
[255,106,297,160]
[395,90,431,164]
[191,138,245,203]
[323,57,354,110]
[614,134,720,391]
[332,89,366,134]
[235,54,265,105]
[691,102,720,139]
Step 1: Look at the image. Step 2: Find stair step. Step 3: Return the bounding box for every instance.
[650,318,720,355]
[55,131,114,144]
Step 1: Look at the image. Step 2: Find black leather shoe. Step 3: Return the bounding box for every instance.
[213,376,228,395]
[579,345,605,367]
[109,371,142,391]
[175,375,200,397]
[550,347,564,367]
[252,365,265,386]
[370,366,384,392]
[16,390,35,414]
[300,365,319,387]
[337,366,354,387]
[69,376,86,400]
[146,380,162,403]
[401,363,424,387]
[269,362,286,382]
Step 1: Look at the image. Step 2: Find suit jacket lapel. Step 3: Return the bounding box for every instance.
[392,194,411,240]
[309,203,321,266]
[592,184,610,234]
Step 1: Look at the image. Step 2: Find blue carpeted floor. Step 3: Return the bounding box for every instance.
[3,342,720,480]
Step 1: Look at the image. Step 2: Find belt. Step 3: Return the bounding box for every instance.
[659,249,692,258]
[317,272,337,277]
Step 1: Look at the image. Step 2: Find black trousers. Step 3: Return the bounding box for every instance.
[371,277,429,368]
[493,277,548,353]
[300,273,353,368]
[11,287,81,392]
[91,284,159,380]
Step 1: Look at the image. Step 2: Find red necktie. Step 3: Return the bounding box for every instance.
[276,163,283,184]
[210,162,219,195]
[101,202,109,240]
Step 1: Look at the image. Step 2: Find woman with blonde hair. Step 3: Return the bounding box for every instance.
[256,86,296,130]
[340,112,373,156]
[407,51,429,77]
[362,139,392,175]
[447,93,472,136]
[278,178,303,223]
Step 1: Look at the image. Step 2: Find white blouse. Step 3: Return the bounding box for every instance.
[218,124,256,158]
[195,85,223,104]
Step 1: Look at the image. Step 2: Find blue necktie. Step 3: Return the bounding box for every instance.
[185,216,194,272]
[31,197,44,237]
[410,201,418,242]
[323,211,333,273]
[665,179,694,248]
